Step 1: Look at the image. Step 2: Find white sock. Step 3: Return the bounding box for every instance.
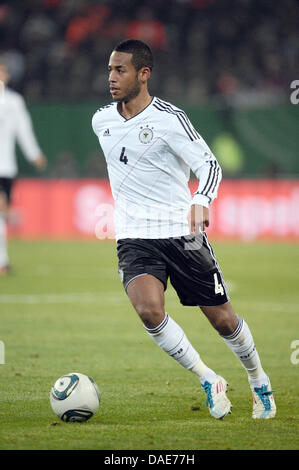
[190,359,217,385]
[0,214,9,268]
[145,313,200,371]
[221,316,268,387]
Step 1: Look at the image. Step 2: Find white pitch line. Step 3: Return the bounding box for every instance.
[233,299,299,314]
[33,265,118,279]
[0,290,297,313]
[0,292,126,304]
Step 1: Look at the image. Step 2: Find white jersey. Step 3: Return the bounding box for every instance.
[92,96,222,240]
[0,87,41,177]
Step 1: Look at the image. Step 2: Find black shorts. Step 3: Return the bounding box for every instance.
[117,234,230,307]
[0,178,14,204]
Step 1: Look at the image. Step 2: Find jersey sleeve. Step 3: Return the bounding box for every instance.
[166,112,222,207]
[92,104,113,137]
[92,110,102,137]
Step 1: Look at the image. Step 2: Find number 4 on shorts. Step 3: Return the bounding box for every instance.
[213,273,224,296]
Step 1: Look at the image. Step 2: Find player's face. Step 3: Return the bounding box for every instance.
[108,52,141,103]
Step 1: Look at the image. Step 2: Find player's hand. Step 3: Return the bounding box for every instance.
[188,204,210,234]
[33,153,47,171]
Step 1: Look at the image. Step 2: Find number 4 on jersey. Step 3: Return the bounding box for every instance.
[213,273,224,296]
[120,147,128,165]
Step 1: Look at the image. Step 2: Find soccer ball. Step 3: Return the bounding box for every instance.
[50,372,101,422]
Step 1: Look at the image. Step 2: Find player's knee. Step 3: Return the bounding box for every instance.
[134,300,164,329]
[201,303,238,336]
[213,310,238,335]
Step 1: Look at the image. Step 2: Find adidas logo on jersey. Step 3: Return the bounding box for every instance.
[103,129,110,136]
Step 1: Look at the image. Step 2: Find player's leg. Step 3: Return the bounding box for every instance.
[200,295,276,418]
[126,273,203,370]
[0,187,10,274]
[125,273,165,329]
[164,234,276,419]
[201,301,267,381]
[185,232,276,418]
[126,274,220,394]
[117,238,231,419]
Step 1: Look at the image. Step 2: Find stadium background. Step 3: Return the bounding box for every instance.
[1,0,299,241]
[1,0,299,453]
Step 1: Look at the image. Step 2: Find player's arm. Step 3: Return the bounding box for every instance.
[15,96,47,171]
[187,152,222,234]
[32,153,47,171]
[167,112,222,233]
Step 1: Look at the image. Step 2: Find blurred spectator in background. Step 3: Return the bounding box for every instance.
[65,3,111,48]
[0,0,297,104]
[125,6,168,51]
[0,60,47,275]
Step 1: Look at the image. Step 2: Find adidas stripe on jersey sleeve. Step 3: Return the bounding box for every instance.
[153,98,222,208]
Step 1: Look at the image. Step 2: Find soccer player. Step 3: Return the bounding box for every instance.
[0,61,47,275]
[92,39,276,419]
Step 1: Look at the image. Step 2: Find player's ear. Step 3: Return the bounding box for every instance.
[139,66,151,83]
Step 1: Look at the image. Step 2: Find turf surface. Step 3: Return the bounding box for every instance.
[0,240,298,450]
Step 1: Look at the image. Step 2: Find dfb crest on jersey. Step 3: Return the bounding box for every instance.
[139,125,154,144]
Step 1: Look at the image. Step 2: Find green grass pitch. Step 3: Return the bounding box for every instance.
[0,239,298,450]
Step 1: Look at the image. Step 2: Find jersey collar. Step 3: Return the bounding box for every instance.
[116,96,155,122]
